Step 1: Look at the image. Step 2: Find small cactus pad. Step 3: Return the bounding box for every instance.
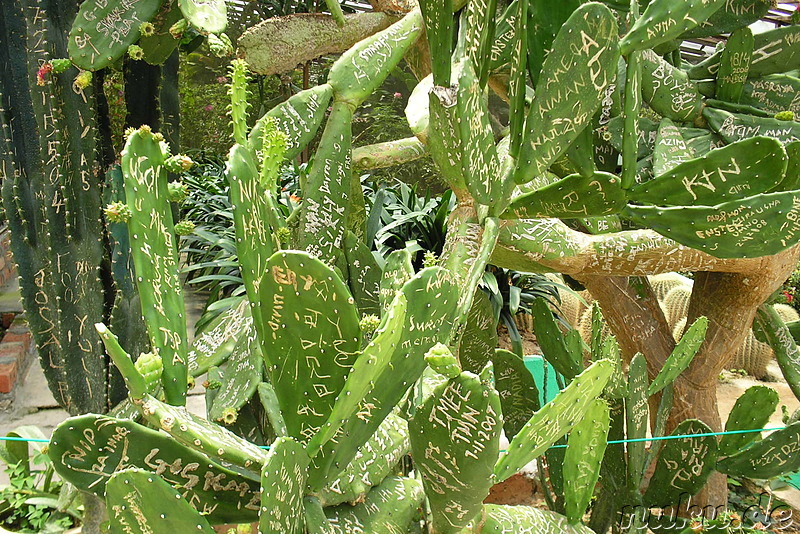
[379,248,414,312]
[409,365,502,533]
[313,267,459,490]
[756,304,800,402]
[259,251,361,445]
[494,359,614,483]
[703,107,800,145]
[629,137,787,207]
[105,468,215,533]
[250,84,333,161]
[642,419,718,507]
[652,119,693,177]
[492,349,540,439]
[719,385,779,457]
[207,323,262,424]
[716,27,753,104]
[259,437,309,534]
[648,316,708,396]
[564,398,610,524]
[626,353,649,487]
[325,476,425,533]
[306,293,407,457]
[639,49,703,122]
[622,190,800,259]
[188,299,251,376]
[139,394,269,474]
[531,297,583,379]
[69,0,163,71]
[717,421,800,479]
[48,414,260,524]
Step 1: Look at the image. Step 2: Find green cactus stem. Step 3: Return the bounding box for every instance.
[652,119,693,176]
[351,137,427,171]
[639,49,703,123]
[325,476,425,533]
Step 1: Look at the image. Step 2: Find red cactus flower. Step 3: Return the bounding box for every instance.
[36,63,53,86]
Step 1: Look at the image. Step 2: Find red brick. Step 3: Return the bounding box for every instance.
[1,313,14,329]
[2,333,30,352]
[0,360,18,393]
[0,342,24,366]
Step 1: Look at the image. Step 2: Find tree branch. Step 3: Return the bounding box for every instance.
[238,13,398,75]
[492,218,789,276]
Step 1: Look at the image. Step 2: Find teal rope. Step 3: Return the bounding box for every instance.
[0,426,785,449]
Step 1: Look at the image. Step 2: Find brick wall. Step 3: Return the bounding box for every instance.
[0,228,15,287]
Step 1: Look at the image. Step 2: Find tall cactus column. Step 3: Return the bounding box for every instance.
[0,0,112,415]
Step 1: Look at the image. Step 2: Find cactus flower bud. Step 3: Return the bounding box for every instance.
[359,314,381,336]
[36,63,53,86]
[174,220,196,236]
[127,45,145,61]
[50,58,72,73]
[220,407,238,425]
[775,110,795,121]
[169,18,188,39]
[207,32,233,58]
[73,70,92,90]
[104,202,132,223]
[139,21,156,37]
[167,181,190,203]
[165,154,195,173]
[276,226,291,247]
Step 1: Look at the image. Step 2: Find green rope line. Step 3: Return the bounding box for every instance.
[0,426,785,450]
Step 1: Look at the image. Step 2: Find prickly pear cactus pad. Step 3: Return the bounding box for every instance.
[48,415,261,524]
[504,171,626,219]
[311,267,458,491]
[515,2,619,183]
[491,349,539,439]
[648,316,708,396]
[703,107,800,144]
[250,85,334,162]
[106,468,215,533]
[325,476,425,534]
[622,190,800,259]
[718,385,779,457]
[206,323,262,424]
[259,251,361,444]
[69,0,163,71]
[630,137,787,206]
[479,505,596,533]
[318,413,409,507]
[494,359,613,483]
[260,437,309,534]
[564,398,610,524]
[188,299,251,376]
[716,421,800,479]
[409,365,502,532]
[652,119,693,176]
[619,0,725,55]
[642,419,718,507]
[178,0,227,33]
[327,9,423,106]
[121,127,189,404]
